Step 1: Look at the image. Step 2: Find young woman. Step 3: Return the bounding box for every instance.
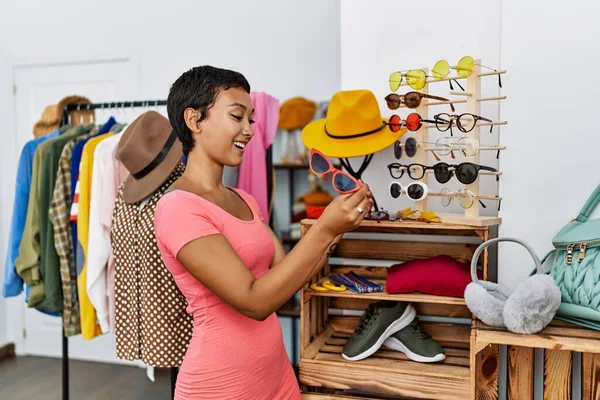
[154,65,374,399]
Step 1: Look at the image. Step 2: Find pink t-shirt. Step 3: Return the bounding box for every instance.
[153,188,300,400]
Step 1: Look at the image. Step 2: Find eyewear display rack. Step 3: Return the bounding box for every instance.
[58,101,276,400]
[399,59,506,227]
[298,61,508,399]
[298,219,491,400]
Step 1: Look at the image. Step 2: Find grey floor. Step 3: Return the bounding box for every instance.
[0,356,172,400]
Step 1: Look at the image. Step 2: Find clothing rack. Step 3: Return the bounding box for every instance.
[59,100,274,400]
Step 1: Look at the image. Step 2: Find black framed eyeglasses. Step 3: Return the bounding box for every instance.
[433,113,493,135]
[387,162,431,180]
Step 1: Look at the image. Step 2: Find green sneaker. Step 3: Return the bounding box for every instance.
[342,301,416,361]
[383,317,446,363]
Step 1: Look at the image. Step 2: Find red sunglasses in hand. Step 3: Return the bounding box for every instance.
[309,148,362,194]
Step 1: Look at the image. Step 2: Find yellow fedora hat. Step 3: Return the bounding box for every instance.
[301,89,407,158]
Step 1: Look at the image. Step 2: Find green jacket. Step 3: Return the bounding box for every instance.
[16,125,90,310]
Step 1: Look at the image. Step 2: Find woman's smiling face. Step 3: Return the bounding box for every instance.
[191,87,255,167]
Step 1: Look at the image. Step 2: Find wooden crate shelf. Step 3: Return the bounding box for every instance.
[474,319,600,354]
[300,218,491,237]
[305,277,466,306]
[300,219,491,399]
[300,215,509,399]
[300,317,471,400]
[471,319,600,400]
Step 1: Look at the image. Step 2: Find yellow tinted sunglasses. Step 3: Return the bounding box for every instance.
[433,56,502,88]
[389,69,427,91]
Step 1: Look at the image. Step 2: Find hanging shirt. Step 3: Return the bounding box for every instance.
[16,125,86,308]
[36,125,91,314]
[237,91,279,224]
[69,116,116,267]
[111,162,193,367]
[76,132,113,339]
[49,129,96,336]
[3,129,59,298]
[86,133,129,333]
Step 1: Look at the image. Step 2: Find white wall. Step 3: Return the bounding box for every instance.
[0,50,15,347]
[0,0,340,103]
[499,0,600,288]
[0,0,341,359]
[340,0,600,291]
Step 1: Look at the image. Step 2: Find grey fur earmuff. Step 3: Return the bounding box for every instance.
[464,237,562,334]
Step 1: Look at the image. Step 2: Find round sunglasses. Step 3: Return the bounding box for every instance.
[432,162,498,185]
[433,113,493,135]
[388,112,438,133]
[389,182,428,202]
[389,69,428,91]
[433,56,502,88]
[385,92,456,113]
[440,188,487,209]
[394,137,449,161]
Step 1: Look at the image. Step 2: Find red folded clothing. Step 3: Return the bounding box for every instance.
[386,255,483,298]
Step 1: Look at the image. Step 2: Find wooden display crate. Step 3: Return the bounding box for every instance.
[472,319,600,400]
[299,219,490,400]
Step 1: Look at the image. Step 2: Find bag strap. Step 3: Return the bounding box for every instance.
[576,184,600,223]
[471,237,543,283]
[528,249,557,277]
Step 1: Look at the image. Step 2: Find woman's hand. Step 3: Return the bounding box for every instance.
[317,181,374,237]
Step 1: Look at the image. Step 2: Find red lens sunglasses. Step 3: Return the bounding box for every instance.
[388,112,438,133]
[309,148,362,194]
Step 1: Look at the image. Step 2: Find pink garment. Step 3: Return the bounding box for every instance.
[237,91,279,224]
[98,136,130,334]
[154,188,300,400]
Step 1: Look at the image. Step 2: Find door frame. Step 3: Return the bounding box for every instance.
[3,52,140,355]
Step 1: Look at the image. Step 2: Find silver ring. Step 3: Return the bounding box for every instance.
[357,205,364,213]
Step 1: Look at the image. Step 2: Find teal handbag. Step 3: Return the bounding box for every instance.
[541,184,600,330]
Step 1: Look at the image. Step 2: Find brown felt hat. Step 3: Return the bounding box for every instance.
[117,111,183,203]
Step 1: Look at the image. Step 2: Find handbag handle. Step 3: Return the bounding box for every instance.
[470,237,543,283]
[576,184,600,223]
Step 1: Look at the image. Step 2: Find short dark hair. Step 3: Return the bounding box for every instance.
[167,65,251,156]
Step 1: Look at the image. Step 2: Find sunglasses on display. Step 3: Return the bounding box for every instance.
[436,188,502,211]
[433,56,502,88]
[433,137,504,159]
[388,112,438,133]
[388,69,429,91]
[387,161,498,184]
[440,188,486,209]
[433,113,493,135]
[385,92,456,113]
[309,148,361,194]
[389,69,466,93]
[432,162,498,185]
[393,137,447,162]
[389,181,429,201]
[387,162,431,180]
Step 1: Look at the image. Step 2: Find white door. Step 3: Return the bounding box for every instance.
[11,57,144,365]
